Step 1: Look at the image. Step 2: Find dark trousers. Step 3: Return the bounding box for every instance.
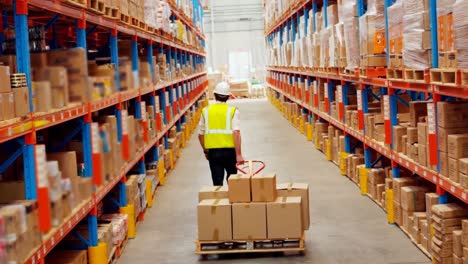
[207,148,237,186]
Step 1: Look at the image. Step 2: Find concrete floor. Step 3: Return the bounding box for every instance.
[119,99,431,264]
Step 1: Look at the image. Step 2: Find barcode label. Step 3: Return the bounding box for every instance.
[383,95,390,120]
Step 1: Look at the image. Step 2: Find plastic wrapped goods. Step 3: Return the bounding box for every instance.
[454,0,468,69]
[402,11,432,69]
[388,0,404,67]
[341,0,359,69]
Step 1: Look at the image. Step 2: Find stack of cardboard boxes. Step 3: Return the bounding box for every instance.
[453,0,468,69]
[0,65,31,121]
[437,101,468,187]
[197,173,309,242]
[438,0,457,69]
[431,204,468,264]
[358,0,386,67]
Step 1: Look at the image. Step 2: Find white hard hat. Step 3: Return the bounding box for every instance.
[214,82,231,96]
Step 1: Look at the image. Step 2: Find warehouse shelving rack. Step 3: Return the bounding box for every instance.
[0,0,207,263]
[265,0,468,220]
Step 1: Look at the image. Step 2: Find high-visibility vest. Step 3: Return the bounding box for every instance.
[203,103,237,149]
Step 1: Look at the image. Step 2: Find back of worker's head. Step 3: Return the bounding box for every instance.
[213,82,231,102]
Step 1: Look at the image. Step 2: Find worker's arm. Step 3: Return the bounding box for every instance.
[198,111,208,159]
[233,130,244,163]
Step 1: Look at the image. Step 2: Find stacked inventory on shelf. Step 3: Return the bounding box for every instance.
[265,0,468,263]
[0,0,206,263]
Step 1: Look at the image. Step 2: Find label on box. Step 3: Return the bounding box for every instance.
[140,101,147,121]
[324,83,329,99]
[165,91,170,105]
[337,85,343,103]
[427,103,436,134]
[91,123,100,154]
[357,91,362,110]
[35,144,48,188]
[122,110,129,135]
[133,71,140,89]
[155,96,160,113]
[383,95,390,120]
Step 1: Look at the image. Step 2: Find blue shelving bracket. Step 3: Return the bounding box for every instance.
[44,14,61,31]
[312,1,317,32]
[160,89,167,125]
[87,208,99,247]
[50,121,83,152]
[324,0,329,28]
[164,135,169,150]
[14,0,33,110]
[131,35,139,88]
[0,138,24,174]
[76,18,87,50]
[391,161,400,178]
[364,145,372,168]
[119,177,127,207]
[371,155,384,168]
[72,230,91,248]
[429,0,439,68]
[110,28,121,92]
[86,24,98,36]
[81,117,93,178]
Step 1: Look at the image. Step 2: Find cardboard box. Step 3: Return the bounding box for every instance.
[410,101,428,127]
[277,183,310,230]
[418,144,427,167]
[393,177,420,204]
[267,196,302,239]
[228,174,251,203]
[393,126,407,153]
[0,92,15,121]
[407,127,418,144]
[437,102,468,129]
[448,134,468,159]
[417,122,427,144]
[438,127,468,153]
[232,203,267,240]
[394,200,402,225]
[432,203,468,218]
[461,173,468,189]
[251,173,277,202]
[460,158,468,175]
[0,66,11,93]
[454,230,463,257]
[425,193,439,212]
[32,81,52,112]
[12,87,30,117]
[449,158,460,183]
[198,186,228,202]
[34,66,69,108]
[440,151,449,177]
[401,186,429,212]
[197,199,232,241]
[47,48,90,102]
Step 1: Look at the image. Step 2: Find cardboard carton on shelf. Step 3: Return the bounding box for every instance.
[32,81,52,113]
[266,196,303,239]
[232,202,267,240]
[12,87,30,118]
[197,199,232,241]
[437,102,468,129]
[448,134,468,159]
[45,250,88,264]
[34,66,69,109]
[401,186,430,212]
[198,186,228,202]
[228,174,251,203]
[0,65,11,93]
[0,92,15,121]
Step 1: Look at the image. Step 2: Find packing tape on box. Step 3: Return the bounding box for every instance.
[211,199,220,215]
[212,229,219,241]
[287,182,294,191]
[214,186,222,192]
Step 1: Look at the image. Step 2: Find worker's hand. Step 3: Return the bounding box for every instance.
[236,155,245,164]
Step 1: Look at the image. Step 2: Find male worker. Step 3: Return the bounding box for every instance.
[198,81,244,186]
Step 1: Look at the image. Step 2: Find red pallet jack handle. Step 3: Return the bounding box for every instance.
[236,160,265,176]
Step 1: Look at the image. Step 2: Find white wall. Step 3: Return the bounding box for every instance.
[204,0,265,81]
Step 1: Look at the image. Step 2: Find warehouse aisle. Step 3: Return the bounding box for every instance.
[119,99,430,264]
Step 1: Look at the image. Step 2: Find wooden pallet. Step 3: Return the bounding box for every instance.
[430,68,460,86]
[196,235,305,255]
[108,235,128,263]
[61,0,87,8]
[359,67,386,78]
[404,68,428,83]
[104,6,119,19]
[386,68,404,80]
[88,0,105,14]
[340,68,359,77]
[120,13,130,24]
